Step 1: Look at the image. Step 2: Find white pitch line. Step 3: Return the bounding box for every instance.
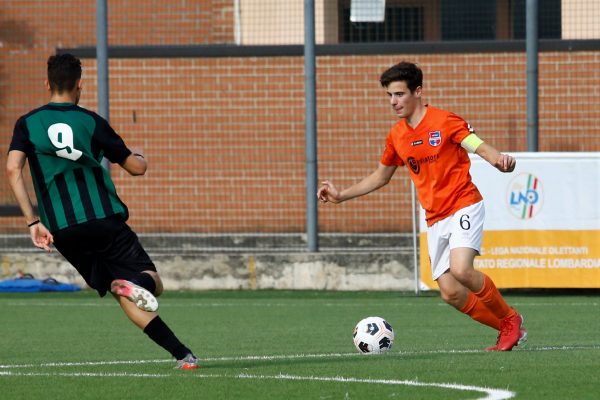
[0,371,167,378]
[232,373,514,400]
[3,345,599,399]
[0,370,514,400]
[1,344,599,370]
[1,345,598,400]
[3,301,598,308]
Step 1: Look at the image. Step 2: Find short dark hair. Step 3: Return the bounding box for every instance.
[379,61,423,92]
[47,53,82,93]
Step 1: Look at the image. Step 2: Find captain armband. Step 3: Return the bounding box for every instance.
[460,134,484,153]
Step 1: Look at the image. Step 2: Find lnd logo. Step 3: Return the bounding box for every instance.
[507,173,543,219]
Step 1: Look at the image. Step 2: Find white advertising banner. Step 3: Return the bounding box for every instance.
[419,152,600,288]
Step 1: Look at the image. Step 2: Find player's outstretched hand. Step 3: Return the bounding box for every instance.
[495,153,516,173]
[30,223,54,252]
[317,180,342,204]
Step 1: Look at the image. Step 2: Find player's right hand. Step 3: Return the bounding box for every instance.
[30,223,54,252]
[317,180,342,204]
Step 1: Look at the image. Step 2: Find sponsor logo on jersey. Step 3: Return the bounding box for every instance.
[507,173,543,219]
[406,154,439,175]
[428,131,442,147]
[411,140,423,146]
[407,157,420,174]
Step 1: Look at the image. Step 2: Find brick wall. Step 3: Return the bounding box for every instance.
[1,1,599,234]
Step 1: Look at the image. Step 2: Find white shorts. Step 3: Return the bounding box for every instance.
[427,201,485,280]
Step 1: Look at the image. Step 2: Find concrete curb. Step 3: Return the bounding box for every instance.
[0,234,418,291]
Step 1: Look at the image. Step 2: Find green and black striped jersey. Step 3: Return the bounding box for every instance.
[9,102,131,232]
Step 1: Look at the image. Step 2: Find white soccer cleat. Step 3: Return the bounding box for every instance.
[110,279,158,312]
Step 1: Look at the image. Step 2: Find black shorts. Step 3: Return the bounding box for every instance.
[53,215,156,297]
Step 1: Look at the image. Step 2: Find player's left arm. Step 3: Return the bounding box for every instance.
[119,150,147,176]
[464,136,516,173]
[93,116,147,176]
[453,114,515,172]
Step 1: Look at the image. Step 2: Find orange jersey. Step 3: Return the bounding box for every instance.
[381,105,483,226]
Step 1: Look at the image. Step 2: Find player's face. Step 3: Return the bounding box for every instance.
[386,80,421,119]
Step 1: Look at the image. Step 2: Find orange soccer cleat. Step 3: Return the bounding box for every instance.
[486,313,528,351]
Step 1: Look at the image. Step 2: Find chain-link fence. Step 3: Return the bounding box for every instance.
[1,1,599,251]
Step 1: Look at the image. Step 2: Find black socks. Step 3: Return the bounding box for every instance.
[133,275,193,361]
[143,316,192,360]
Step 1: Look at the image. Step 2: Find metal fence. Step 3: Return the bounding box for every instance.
[1,0,599,252]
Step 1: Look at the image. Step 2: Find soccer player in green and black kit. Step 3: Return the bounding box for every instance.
[6,53,198,369]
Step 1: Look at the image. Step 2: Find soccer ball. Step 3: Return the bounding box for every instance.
[353,316,394,354]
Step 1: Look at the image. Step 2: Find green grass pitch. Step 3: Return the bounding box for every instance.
[0,290,598,399]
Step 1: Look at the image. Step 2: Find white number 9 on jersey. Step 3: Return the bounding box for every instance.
[47,123,83,161]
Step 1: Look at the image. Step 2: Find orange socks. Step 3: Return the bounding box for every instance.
[474,274,516,320]
[459,291,501,330]
[458,274,516,331]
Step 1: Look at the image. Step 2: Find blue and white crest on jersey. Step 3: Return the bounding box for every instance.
[428,131,442,147]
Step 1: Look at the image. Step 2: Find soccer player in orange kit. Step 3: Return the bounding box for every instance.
[317,61,527,351]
